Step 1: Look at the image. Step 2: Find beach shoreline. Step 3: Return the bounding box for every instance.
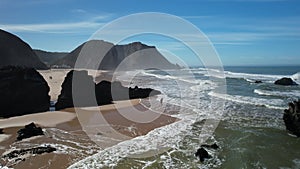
[0,93,179,168]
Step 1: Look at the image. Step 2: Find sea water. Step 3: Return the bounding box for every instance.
[69,66,300,169]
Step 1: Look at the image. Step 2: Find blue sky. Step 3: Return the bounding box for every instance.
[0,0,299,66]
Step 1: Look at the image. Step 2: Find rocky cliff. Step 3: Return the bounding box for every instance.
[0,29,48,69]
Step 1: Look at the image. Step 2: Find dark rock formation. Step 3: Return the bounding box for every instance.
[0,129,3,134]
[53,40,179,70]
[17,122,44,141]
[0,66,50,118]
[195,148,211,162]
[55,70,161,110]
[283,100,300,137]
[255,80,262,84]
[275,78,298,86]
[2,145,56,159]
[55,70,96,110]
[0,29,47,69]
[201,143,219,149]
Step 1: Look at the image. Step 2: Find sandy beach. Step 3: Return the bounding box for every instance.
[0,69,179,168]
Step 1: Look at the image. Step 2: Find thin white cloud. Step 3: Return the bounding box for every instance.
[71,9,87,14]
[0,15,110,33]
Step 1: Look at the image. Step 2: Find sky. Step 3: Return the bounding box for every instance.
[0,0,299,66]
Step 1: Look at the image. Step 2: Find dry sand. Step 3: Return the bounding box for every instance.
[39,69,108,101]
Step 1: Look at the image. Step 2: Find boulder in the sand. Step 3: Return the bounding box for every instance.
[283,100,300,137]
[55,70,161,110]
[0,66,50,118]
[274,77,298,86]
[195,147,211,162]
[2,145,56,160]
[0,129,3,134]
[17,122,44,141]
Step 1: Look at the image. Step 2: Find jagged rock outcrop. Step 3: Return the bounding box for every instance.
[0,29,47,69]
[275,77,298,86]
[17,122,44,141]
[55,70,161,110]
[283,100,300,137]
[0,66,50,118]
[52,40,179,70]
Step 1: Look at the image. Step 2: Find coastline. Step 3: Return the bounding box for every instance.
[0,96,179,168]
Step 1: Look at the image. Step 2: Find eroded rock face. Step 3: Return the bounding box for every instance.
[55,70,161,110]
[275,78,298,86]
[283,100,300,137]
[17,122,44,141]
[0,66,50,118]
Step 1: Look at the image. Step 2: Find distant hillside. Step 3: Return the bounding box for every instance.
[53,40,179,70]
[0,29,48,69]
[34,49,67,66]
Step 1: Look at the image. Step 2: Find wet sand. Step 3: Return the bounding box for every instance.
[0,98,179,169]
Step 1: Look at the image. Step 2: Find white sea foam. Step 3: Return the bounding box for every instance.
[197,68,299,84]
[254,89,300,98]
[190,80,217,91]
[292,72,300,84]
[67,114,196,169]
[142,71,200,84]
[208,91,284,110]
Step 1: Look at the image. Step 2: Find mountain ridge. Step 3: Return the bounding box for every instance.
[52,40,179,70]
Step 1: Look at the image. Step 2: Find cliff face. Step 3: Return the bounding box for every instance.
[0,29,48,69]
[53,40,179,70]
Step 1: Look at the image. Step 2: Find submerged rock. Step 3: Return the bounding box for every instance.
[2,145,56,160]
[0,66,50,118]
[195,147,211,162]
[17,122,44,141]
[55,70,161,110]
[275,77,298,86]
[283,100,300,137]
[254,80,262,84]
[201,143,219,149]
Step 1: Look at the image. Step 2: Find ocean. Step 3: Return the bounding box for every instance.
[69,66,300,169]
